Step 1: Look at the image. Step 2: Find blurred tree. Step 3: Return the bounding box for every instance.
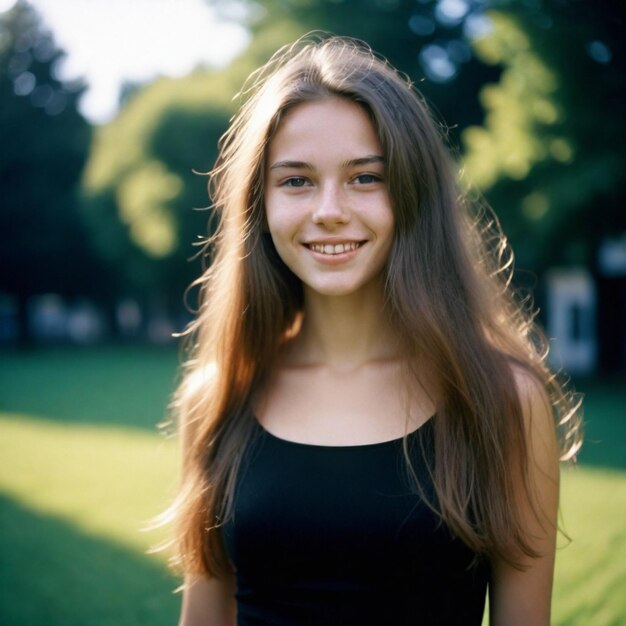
[80,70,239,320]
[81,0,623,327]
[79,17,315,322]
[0,0,95,343]
[80,0,496,320]
[208,0,624,273]
[462,1,625,272]
[210,0,504,140]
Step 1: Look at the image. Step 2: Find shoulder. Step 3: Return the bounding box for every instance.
[510,364,558,463]
[511,364,550,413]
[488,363,560,625]
[179,574,236,626]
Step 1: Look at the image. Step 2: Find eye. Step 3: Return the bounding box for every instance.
[282,177,309,188]
[353,173,382,184]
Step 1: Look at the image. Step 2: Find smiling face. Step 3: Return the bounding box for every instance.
[264,98,395,299]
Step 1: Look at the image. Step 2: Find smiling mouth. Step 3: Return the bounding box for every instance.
[305,242,364,255]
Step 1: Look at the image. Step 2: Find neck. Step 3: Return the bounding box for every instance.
[291,281,401,371]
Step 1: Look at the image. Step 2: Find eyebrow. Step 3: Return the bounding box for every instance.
[269,155,386,171]
[342,155,386,168]
[269,160,314,171]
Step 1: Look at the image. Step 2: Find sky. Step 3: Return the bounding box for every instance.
[1,0,250,123]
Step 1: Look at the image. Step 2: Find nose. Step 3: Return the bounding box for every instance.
[312,183,350,227]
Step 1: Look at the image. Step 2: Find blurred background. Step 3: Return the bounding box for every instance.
[0,0,624,624]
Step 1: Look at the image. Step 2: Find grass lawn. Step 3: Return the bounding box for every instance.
[0,346,624,625]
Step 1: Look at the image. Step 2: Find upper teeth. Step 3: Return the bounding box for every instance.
[309,242,361,255]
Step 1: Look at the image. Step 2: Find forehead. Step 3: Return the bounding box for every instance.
[267,98,382,163]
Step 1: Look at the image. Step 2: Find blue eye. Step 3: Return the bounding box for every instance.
[283,177,308,187]
[354,174,381,184]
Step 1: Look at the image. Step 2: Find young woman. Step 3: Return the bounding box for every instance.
[168,35,582,626]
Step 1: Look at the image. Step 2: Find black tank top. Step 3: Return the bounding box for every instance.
[222,417,489,625]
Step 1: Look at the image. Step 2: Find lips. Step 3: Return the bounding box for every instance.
[305,241,364,255]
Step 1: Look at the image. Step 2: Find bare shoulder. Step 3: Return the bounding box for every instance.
[511,365,550,417]
[488,363,559,626]
[175,366,237,626]
[178,574,236,626]
[510,364,558,465]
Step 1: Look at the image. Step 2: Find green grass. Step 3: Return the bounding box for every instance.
[0,345,179,429]
[0,413,177,553]
[0,347,625,625]
[555,467,626,626]
[0,346,181,626]
[0,495,179,626]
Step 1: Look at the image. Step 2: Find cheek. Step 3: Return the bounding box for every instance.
[372,203,395,241]
[265,212,288,242]
[263,191,280,232]
[265,215,296,265]
[265,196,299,240]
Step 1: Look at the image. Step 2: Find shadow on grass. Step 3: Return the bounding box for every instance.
[0,494,179,626]
[0,346,179,432]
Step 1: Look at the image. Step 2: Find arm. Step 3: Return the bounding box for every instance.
[489,371,560,626]
[176,369,237,626]
[178,574,237,626]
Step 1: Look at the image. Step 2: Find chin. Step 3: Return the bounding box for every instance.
[303,277,379,299]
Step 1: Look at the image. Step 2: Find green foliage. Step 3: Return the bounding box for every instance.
[78,0,490,307]
[0,1,95,307]
[79,0,624,307]
[80,70,243,304]
[117,160,182,258]
[462,3,625,271]
[79,15,316,308]
[214,0,625,277]
[462,11,569,188]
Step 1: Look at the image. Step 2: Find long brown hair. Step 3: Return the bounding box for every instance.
[165,34,582,578]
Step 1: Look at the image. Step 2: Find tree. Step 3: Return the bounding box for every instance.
[461,1,625,271]
[80,69,240,318]
[79,0,498,319]
[81,0,624,329]
[0,0,95,342]
[209,0,625,273]
[210,0,503,140]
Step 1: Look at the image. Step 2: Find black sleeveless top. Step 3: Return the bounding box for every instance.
[222,417,489,625]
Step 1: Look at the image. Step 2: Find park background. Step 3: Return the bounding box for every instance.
[0,0,624,624]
